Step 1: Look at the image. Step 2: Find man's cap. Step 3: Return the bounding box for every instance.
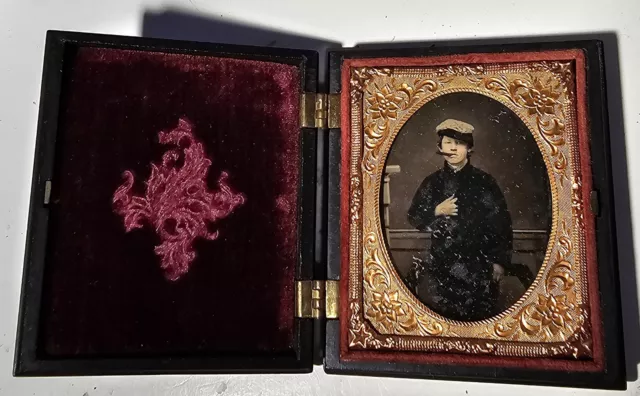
[436,119,474,135]
[436,119,474,149]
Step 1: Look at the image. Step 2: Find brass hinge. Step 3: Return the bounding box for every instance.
[300,93,340,129]
[327,94,340,129]
[295,280,340,319]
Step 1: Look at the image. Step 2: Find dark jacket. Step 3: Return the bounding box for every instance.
[406,162,512,321]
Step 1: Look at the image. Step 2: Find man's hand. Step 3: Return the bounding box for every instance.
[435,195,458,216]
[492,263,505,283]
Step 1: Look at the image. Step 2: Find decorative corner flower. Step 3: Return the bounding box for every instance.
[518,78,561,117]
[532,294,573,335]
[366,85,403,120]
[367,290,406,327]
[349,324,371,348]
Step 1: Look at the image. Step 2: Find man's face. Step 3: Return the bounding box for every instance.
[440,136,469,166]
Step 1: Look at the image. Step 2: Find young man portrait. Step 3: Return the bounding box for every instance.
[406,119,513,321]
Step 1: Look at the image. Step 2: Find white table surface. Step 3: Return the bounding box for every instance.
[2,0,640,395]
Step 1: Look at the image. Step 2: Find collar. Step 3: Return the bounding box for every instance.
[446,158,469,173]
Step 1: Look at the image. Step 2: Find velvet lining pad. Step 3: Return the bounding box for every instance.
[40,47,301,357]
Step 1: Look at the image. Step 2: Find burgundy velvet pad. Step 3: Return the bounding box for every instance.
[40,47,300,357]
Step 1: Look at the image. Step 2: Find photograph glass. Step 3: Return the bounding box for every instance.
[381,92,551,322]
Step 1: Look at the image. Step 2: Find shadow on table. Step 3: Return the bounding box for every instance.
[141,8,340,89]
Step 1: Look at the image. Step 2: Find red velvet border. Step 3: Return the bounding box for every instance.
[339,50,604,372]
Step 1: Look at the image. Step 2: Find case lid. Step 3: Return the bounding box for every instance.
[15,30,320,376]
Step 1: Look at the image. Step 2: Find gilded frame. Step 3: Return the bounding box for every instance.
[343,51,601,360]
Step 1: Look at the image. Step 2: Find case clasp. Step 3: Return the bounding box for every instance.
[44,180,52,205]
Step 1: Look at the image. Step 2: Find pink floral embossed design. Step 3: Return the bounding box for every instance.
[113,118,245,281]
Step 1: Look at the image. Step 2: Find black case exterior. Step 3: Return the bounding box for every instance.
[14,31,318,376]
[324,41,626,390]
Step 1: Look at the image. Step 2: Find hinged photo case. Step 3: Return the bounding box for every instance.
[15,31,625,390]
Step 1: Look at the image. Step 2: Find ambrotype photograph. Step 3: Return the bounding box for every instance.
[381,92,552,322]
